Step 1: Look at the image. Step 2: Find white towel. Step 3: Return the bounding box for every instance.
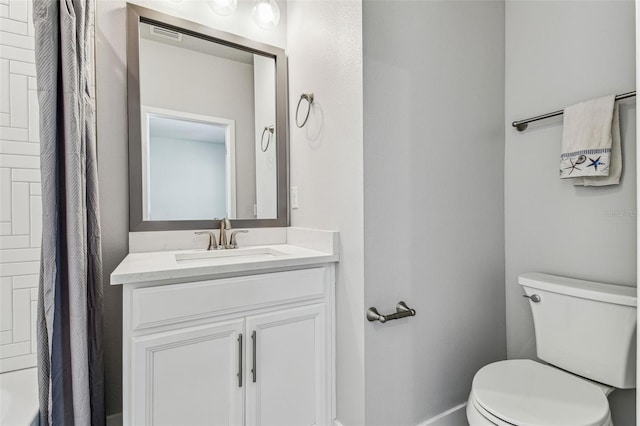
[577,104,621,186]
[559,94,621,186]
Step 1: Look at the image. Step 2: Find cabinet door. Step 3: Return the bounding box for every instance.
[245,304,327,426]
[131,319,245,426]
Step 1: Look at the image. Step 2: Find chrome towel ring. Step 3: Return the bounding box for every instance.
[295,92,314,128]
[260,125,274,152]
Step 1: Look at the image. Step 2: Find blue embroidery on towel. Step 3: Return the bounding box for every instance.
[560,148,611,159]
[587,156,605,171]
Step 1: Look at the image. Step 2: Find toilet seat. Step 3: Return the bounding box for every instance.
[468,392,515,426]
[470,359,611,426]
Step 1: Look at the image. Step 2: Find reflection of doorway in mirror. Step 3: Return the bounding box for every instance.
[141,106,236,221]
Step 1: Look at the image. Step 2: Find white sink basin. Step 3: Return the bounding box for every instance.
[175,247,287,263]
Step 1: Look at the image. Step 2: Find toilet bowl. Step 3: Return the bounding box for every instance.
[466,273,636,426]
[466,359,613,426]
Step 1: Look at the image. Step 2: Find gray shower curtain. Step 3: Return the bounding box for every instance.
[32,0,105,425]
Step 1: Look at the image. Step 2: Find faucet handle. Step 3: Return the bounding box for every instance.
[229,230,248,249]
[195,231,217,250]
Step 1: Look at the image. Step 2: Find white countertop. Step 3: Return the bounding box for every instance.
[111,243,339,285]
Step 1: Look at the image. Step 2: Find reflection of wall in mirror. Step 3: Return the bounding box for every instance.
[253,55,278,219]
[149,136,227,220]
[139,37,257,219]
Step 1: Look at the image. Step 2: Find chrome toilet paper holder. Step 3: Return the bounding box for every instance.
[367,301,416,323]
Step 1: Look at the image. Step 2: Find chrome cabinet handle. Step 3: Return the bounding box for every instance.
[237,334,243,387]
[251,330,257,383]
[523,294,541,303]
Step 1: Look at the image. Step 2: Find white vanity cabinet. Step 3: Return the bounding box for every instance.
[245,304,327,426]
[121,266,335,426]
[131,319,245,426]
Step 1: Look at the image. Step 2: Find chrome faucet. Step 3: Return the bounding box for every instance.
[195,219,248,250]
[219,218,231,248]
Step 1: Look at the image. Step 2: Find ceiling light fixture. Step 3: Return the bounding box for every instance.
[252,0,280,30]
[208,0,237,16]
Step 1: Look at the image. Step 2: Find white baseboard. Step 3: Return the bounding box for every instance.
[334,403,467,426]
[106,412,123,426]
[417,403,467,426]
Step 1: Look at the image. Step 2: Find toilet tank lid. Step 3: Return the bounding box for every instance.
[519,273,636,307]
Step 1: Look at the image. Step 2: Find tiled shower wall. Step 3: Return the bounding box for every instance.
[0,0,41,373]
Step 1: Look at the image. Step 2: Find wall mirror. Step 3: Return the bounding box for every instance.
[127,4,288,231]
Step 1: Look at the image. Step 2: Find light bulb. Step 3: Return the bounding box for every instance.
[252,0,280,30]
[208,0,237,16]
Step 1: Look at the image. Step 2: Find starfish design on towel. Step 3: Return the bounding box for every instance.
[564,159,582,175]
[587,156,605,171]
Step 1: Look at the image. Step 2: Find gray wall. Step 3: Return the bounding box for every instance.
[149,137,226,220]
[140,38,257,219]
[286,1,365,425]
[363,1,506,424]
[505,1,637,423]
[253,54,277,219]
[95,1,128,416]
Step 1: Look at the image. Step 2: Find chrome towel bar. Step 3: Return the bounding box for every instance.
[512,90,636,132]
[367,301,416,323]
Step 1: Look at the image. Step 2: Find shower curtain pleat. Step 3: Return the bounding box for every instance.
[32,0,105,425]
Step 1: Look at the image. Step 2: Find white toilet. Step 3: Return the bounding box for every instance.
[467,272,637,426]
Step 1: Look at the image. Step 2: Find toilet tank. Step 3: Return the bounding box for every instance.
[519,273,637,389]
